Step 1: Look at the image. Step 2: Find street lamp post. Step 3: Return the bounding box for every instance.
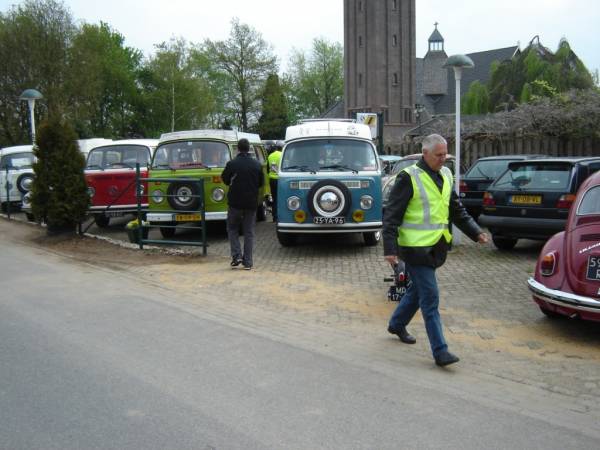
[19,89,43,144]
[444,54,474,244]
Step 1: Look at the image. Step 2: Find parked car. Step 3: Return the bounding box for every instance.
[0,145,35,213]
[379,154,403,176]
[527,170,600,322]
[459,155,545,219]
[276,119,382,246]
[479,157,600,250]
[146,130,270,238]
[84,139,158,227]
[382,153,457,209]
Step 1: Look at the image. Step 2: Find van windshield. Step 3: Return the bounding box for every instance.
[0,152,34,170]
[152,141,230,169]
[281,139,377,172]
[87,145,150,169]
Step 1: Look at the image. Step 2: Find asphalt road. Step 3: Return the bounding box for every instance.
[1,232,599,449]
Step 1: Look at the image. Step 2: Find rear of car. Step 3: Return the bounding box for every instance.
[480,157,600,249]
[276,120,382,246]
[146,130,269,238]
[0,145,35,212]
[85,139,158,227]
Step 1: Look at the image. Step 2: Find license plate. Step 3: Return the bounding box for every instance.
[511,195,541,205]
[313,216,345,225]
[175,213,201,222]
[586,255,600,280]
[106,211,124,217]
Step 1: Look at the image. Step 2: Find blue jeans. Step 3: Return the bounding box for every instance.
[388,263,448,357]
[227,207,256,266]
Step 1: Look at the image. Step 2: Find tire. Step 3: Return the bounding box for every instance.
[277,230,297,246]
[307,179,351,219]
[492,235,517,250]
[363,231,381,246]
[167,181,201,211]
[539,306,564,319]
[160,225,176,238]
[93,214,110,228]
[256,201,267,222]
[16,172,35,194]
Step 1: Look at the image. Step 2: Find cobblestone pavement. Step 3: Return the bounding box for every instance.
[7,212,600,418]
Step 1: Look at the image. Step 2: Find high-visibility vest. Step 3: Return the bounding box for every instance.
[397,164,453,247]
[268,150,282,180]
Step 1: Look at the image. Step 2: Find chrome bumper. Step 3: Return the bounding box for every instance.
[527,277,600,312]
[147,211,227,222]
[277,221,382,234]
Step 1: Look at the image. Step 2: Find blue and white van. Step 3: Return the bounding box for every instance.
[276,119,382,246]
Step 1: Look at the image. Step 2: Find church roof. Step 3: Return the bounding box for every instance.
[428,25,444,42]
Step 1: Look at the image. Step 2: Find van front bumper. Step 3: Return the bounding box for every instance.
[277,221,382,234]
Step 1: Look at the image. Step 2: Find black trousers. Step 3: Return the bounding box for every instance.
[269,178,278,221]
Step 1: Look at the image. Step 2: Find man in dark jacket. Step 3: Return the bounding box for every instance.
[222,138,264,270]
[383,134,488,367]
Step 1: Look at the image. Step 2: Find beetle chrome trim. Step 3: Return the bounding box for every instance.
[528,277,600,311]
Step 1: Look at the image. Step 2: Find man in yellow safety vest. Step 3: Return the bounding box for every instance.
[267,140,283,222]
[383,134,489,367]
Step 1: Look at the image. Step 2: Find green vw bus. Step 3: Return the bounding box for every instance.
[146,130,270,237]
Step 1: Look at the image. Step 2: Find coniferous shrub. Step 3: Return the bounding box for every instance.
[30,116,89,231]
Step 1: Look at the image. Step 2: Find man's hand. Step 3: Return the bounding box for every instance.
[385,255,398,265]
[477,232,489,244]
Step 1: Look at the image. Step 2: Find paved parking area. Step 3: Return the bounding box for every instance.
[7,212,600,413]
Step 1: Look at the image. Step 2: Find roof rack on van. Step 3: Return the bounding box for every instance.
[298,118,355,124]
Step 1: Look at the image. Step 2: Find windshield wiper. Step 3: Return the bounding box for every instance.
[476,166,493,180]
[319,164,358,174]
[283,165,316,173]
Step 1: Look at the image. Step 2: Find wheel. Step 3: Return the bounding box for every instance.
[539,306,564,319]
[93,214,110,228]
[167,181,201,211]
[160,225,176,238]
[306,179,351,219]
[26,213,35,222]
[492,235,517,250]
[1,202,7,213]
[363,231,381,246]
[256,201,267,222]
[277,230,297,246]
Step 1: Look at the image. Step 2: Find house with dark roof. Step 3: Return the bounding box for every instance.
[416,24,519,118]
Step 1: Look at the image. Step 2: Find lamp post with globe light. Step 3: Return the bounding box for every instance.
[443,54,474,244]
[19,89,43,144]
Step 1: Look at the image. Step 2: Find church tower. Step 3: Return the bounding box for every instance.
[344,0,416,143]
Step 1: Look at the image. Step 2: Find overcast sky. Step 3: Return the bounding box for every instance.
[2,0,598,73]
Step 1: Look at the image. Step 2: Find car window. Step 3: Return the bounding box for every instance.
[493,163,572,191]
[578,185,600,215]
[152,141,230,168]
[464,159,513,180]
[231,144,259,160]
[0,152,35,170]
[281,139,377,172]
[87,145,151,168]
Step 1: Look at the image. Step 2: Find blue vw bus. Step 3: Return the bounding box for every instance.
[276,120,382,246]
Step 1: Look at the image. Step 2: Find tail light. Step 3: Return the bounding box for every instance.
[556,194,576,209]
[540,252,557,276]
[482,192,495,207]
[459,180,468,192]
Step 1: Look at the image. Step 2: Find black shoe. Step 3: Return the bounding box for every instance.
[387,326,416,344]
[242,264,252,270]
[434,351,460,367]
[230,258,243,268]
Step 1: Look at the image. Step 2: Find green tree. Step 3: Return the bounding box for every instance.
[201,18,278,131]
[285,38,343,119]
[66,22,142,138]
[462,80,490,114]
[30,116,89,231]
[257,74,289,139]
[0,0,76,146]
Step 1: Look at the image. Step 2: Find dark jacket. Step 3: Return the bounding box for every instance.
[221,152,264,210]
[383,158,482,268]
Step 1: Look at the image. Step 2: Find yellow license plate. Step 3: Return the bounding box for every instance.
[175,213,201,221]
[511,195,541,205]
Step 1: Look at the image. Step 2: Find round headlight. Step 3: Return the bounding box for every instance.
[287,196,301,210]
[360,195,374,210]
[87,186,95,198]
[152,190,164,203]
[22,192,32,206]
[212,187,225,202]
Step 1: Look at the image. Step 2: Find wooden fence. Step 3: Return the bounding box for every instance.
[390,137,600,170]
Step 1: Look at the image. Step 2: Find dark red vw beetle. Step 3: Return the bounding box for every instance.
[528,170,600,322]
[85,139,158,227]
